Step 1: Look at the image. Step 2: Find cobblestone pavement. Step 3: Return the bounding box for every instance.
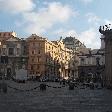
[0,80,112,112]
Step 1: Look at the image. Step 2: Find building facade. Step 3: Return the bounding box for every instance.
[78,48,105,83]
[27,34,73,80]
[63,36,86,52]
[0,32,28,79]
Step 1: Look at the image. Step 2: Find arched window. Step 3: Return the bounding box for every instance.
[81,58,85,65]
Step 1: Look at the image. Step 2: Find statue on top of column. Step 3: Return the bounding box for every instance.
[99,24,112,35]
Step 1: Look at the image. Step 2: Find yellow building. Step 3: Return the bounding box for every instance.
[27,34,73,80]
[52,39,73,79]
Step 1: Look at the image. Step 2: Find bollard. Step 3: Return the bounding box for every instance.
[0,83,2,92]
[63,81,65,85]
[22,80,25,83]
[101,82,103,88]
[90,83,94,90]
[40,83,46,91]
[60,81,62,85]
[69,82,74,90]
[62,79,66,85]
[95,84,98,88]
[2,82,7,93]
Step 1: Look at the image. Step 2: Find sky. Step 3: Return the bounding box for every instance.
[0,0,112,49]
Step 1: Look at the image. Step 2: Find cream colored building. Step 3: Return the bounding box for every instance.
[52,39,73,79]
[79,49,105,66]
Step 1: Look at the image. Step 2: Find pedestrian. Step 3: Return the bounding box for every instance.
[2,82,7,93]
[0,82,2,92]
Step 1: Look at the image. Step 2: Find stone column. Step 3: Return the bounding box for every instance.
[104,33,112,88]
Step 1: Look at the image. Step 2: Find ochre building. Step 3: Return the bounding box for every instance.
[27,34,73,80]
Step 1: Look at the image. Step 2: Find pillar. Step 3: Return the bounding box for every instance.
[99,25,112,88]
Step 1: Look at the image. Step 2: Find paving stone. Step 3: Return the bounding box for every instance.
[0,80,112,112]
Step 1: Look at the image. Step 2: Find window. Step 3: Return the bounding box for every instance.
[65,56,67,59]
[32,58,34,62]
[81,58,85,65]
[23,46,26,55]
[31,65,34,70]
[37,57,40,62]
[32,50,35,54]
[38,50,40,54]
[33,43,35,46]
[39,43,41,47]
[46,58,47,62]
[30,71,32,74]
[17,48,20,55]
[2,48,6,55]
[8,48,14,55]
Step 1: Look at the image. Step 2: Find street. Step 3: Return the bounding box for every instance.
[0,80,112,112]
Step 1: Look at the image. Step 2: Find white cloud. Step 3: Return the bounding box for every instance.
[53,29,78,37]
[54,28,100,49]
[0,0,35,13]
[99,19,112,30]
[0,0,77,36]
[21,2,76,34]
[79,28,100,49]
[105,19,112,26]
[86,13,100,25]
